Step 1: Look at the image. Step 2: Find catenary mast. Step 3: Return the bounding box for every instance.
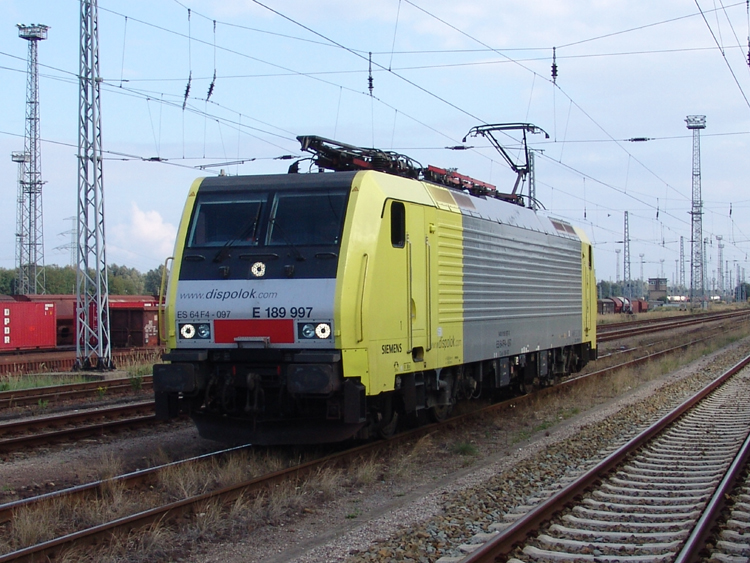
[16,24,48,295]
[76,0,112,369]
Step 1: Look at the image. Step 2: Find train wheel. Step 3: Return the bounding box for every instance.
[378,412,399,438]
[377,395,399,438]
[429,404,452,423]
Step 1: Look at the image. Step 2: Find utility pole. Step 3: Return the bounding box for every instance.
[623,211,631,299]
[615,249,621,284]
[679,236,685,289]
[704,237,709,300]
[16,24,48,295]
[639,253,645,297]
[686,115,706,304]
[76,0,112,370]
[716,235,724,296]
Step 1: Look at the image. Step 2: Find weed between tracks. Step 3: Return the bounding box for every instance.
[0,443,394,561]
[0,373,90,392]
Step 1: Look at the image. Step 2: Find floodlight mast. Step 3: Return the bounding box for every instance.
[685,114,706,305]
[463,123,549,195]
[16,24,49,296]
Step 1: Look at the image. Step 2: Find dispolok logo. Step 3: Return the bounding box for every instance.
[194,288,279,301]
[436,336,458,349]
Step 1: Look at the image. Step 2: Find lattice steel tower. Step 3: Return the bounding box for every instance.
[76,0,112,370]
[686,115,706,302]
[16,24,48,295]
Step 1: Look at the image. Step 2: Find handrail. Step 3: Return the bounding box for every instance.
[158,256,173,344]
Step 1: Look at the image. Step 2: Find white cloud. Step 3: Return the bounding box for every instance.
[110,203,177,271]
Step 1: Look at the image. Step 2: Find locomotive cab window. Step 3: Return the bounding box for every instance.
[266,190,347,246]
[391,201,405,248]
[187,193,266,248]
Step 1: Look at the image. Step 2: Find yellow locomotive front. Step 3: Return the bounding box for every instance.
[155,171,375,444]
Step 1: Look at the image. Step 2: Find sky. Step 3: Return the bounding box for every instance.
[1,0,750,289]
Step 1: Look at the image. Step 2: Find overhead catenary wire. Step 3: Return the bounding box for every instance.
[3,3,749,276]
[694,0,750,108]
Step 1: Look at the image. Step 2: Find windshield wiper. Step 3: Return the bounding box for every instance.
[268,219,306,261]
[213,206,262,263]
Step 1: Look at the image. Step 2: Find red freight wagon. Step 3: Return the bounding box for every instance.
[14,294,76,345]
[109,296,160,348]
[0,301,57,350]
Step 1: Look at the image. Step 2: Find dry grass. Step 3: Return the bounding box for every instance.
[352,454,382,486]
[388,433,436,479]
[95,452,124,481]
[304,466,342,501]
[158,461,211,500]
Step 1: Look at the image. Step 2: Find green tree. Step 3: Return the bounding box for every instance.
[44,265,77,294]
[144,265,166,296]
[0,268,15,295]
[108,264,145,295]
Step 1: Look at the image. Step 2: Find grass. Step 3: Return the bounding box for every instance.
[0,373,91,392]
[450,442,478,456]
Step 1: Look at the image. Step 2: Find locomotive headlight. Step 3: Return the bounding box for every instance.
[298,322,332,340]
[179,323,196,339]
[315,323,331,339]
[179,323,211,340]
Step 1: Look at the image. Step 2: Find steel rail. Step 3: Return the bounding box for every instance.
[598,309,750,342]
[673,421,750,563]
[460,353,750,563]
[0,444,252,524]
[0,414,159,453]
[0,376,153,409]
[598,308,750,333]
[0,401,157,452]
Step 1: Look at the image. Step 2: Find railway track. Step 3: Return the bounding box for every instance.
[2,312,742,456]
[0,347,162,376]
[704,462,750,561]
[597,308,750,342]
[0,401,159,452]
[1,324,748,562]
[0,375,153,410]
[456,355,750,563]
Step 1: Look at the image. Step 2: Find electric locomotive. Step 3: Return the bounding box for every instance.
[154,133,597,445]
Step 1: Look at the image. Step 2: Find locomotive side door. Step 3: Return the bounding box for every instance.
[406,204,428,361]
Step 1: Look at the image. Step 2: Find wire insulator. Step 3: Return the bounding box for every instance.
[368,51,374,96]
[183,71,192,110]
[551,47,558,83]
